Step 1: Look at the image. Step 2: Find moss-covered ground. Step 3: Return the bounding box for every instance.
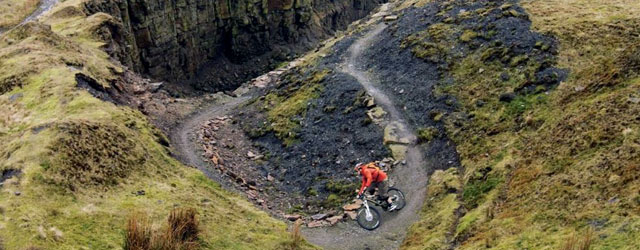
[402,0,640,249]
[0,1,310,249]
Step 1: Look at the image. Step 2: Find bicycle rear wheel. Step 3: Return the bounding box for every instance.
[388,188,406,211]
[356,206,381,230]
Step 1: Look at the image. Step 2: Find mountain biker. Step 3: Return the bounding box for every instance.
[354,162,395,208]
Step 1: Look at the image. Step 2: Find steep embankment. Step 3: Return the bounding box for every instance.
[397,0,640,249]
[0,1,307,249]
[83,0,386,91]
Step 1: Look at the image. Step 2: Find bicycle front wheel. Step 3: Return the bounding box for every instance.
[356,205,381,230]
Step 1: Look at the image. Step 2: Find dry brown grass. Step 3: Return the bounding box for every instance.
[287,220,303,250]
[46,120,147,191]
[0,0,41,28]
[156,208,199,250]
[124,208,200,250]
[124,213,152,250]
[562,228,594,250]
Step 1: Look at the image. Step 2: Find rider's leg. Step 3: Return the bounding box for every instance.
[365,183,376,196]
[378,180,391,204]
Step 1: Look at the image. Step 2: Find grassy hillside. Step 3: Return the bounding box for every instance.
[403,0,640,249]
[0,1,307,249]
[0,0,40,28]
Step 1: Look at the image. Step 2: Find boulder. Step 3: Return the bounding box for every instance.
[384,15,398,22]
[327,215,343,225]
[345,211,357,220]
[383,122,413,145]
[284,214,302,221]
[388,144,408,161]
[342,202,362,211]
[148,82,163,92]
[366,97,375,108]
[367,106,387,122]
[311,213,328,220]
[307,221,327,228]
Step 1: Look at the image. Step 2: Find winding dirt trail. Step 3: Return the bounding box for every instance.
[170,96,251,187]
[301,23,429,250]
[169,20,429,250]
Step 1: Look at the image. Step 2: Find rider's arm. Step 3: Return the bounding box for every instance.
[358,170,372,195]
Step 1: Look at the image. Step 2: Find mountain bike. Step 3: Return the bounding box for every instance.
[356,187,406,230]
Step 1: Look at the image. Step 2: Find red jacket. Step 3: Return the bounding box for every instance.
[358,163,387,195]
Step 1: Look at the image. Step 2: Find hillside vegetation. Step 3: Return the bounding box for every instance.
[0,0,40,28]
[403,0,640,249]
[0,0,307,249]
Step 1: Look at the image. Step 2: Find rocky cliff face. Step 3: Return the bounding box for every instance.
[84,0,385,91]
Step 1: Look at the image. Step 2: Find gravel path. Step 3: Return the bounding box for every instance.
[300,23,430,250]
[169,17,431,250]
[169,96,251,188]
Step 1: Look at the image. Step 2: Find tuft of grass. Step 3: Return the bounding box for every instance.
[459,29,478,42]
[163,208,199,248]
[287,220,303,250]
[124,208,200,250]
[323,180,359,208]
[416,126,439,143]
[124,213,152,250]
[562,228,594,250]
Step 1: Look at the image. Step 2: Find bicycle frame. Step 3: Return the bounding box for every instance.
[362,199,374,221]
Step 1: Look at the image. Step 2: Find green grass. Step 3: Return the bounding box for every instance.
[0,0,40,28]
[0,1,313,249]
[461,176,501,209]
[416,126,439,143]
[263,69,328,146]
[403,0,640,249]
[402,168,461,250]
